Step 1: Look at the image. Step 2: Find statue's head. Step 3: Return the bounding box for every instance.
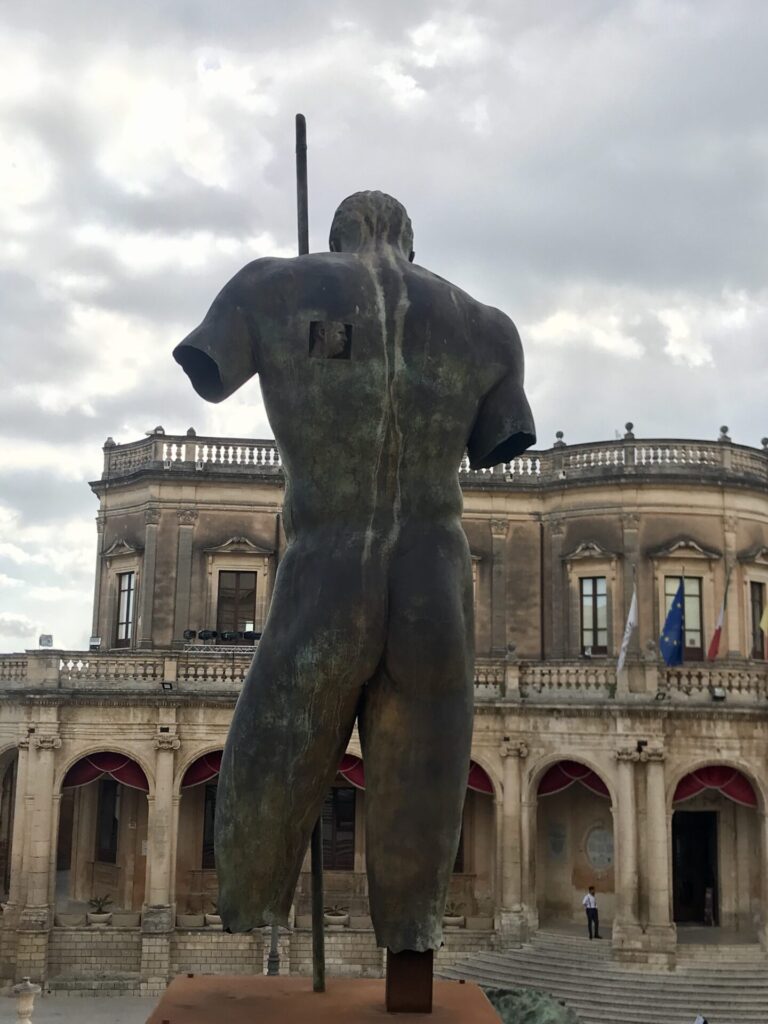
[329,191,414,261]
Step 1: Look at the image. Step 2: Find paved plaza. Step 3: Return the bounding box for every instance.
[1,995,155,1023]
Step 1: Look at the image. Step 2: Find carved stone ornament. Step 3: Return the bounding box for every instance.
[33,735,62,750]
[17,737,30,750]
[499,740,529,759]
[145,507,161,526]
[738,544,768,566]
[548,516,565,537]
[490,519,509,539]
[563,540,618,562]
[177,509,198,526]
[621,512,640,531]
[646,536,721,561]
[640,746,665,763]
[155,734,181,751]
[616,746,640,762]
[204,536,274,556]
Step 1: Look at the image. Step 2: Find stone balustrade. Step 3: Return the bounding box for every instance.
[99,433,768,488]
[2,651,767,705]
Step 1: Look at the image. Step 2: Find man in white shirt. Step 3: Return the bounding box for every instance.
[582,886,601,939]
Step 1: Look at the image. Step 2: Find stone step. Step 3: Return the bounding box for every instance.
[444,959,768,1006]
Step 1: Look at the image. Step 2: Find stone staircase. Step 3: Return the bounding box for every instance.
[438,930,768,1024]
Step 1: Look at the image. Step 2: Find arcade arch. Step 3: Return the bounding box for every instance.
[55,752,150,914]
[533,759,614,927]
[671,764,762,935]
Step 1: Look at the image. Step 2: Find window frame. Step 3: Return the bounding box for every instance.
[664,574,704,662]
[115,571,136,649]
[750,580,766,660]
[579,576,608,656]
[215,569,258,643]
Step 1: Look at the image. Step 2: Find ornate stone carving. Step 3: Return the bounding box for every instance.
[563,540,618,562]
[33,735,61,750]
[17,737,30,750]
[490,519,509,539]
[616,746,640,762]
[155,734,181,751]
[646,536,721,561]
[548,516,565,537]
[204,536,273,556]
[499,740,528,759]
[640,746,665,763]
[621,512,640,531]
[177,510,198,526]
[145,507,161,526]
[102,537,142,559]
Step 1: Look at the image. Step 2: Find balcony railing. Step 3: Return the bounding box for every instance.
[98,432,768,489]
[2,651,767,706]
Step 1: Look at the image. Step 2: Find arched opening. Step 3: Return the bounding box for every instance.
[175,751,222,921]
[0,749,18,900]
[535,760,614,930]
[672,765,759,938]
[57,753,149,918]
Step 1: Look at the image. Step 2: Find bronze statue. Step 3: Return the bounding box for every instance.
[174,191,535,956]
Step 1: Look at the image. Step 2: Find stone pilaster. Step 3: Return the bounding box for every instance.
[137,508,160,649]
[15,733,60,983]
[549,516,566,658]
[497,740,528,945]
[723,514,741,659]
[490,519,509,656]
[0,739,29,978]
[141,727,180,995]
[612,746,643,955]
[91,514,105,641]
[172,510,197,646]
[642,747,676,956]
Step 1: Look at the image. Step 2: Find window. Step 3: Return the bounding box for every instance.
[580,577,607,655]
[95,778,119,864]
[751,582,766,660]
[665,576,703,661]
[216,571,257,641]
[115,572,135,648]
[202,782,216,869]
[321,786,356,870]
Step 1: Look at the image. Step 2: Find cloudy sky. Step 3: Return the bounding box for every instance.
[1,0,767,651]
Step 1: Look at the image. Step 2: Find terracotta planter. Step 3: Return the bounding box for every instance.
[86,912,112,927]
[323,912,349,928]
[111,911,141,928]
[176,913,205,929]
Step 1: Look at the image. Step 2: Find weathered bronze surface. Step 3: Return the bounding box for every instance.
[174,191,535,953]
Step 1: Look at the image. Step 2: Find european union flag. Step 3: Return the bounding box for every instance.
[660,579,685,666]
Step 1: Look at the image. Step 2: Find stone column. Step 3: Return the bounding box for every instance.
[90,514,105,641]
[549,517,566,658]
[498,740,529,945]
[643,748,676,954]
[613,747,642,955]
[137,508,160,649]
[490,519,509,656]
[15,734,60,983]
[172,510,197,646]
[141,728,180,996]
[0,740,30,977]
[723,514,741,659]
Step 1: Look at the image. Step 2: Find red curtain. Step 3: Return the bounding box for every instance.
[181,751,223,789]
[62,752,149,792]
[538,760,610,799]
[178,751,493,795]
[674,766,757,808]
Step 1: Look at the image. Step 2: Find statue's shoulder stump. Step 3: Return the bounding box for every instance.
[146,975,501,1022]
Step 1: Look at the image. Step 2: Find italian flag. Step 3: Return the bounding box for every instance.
[707,570,731,661]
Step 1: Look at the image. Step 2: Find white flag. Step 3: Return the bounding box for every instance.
[617,586,638,672]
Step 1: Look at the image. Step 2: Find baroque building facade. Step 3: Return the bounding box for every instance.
[1,425,767,993]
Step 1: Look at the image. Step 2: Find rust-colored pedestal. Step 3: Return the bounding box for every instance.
[146,975,501,1023]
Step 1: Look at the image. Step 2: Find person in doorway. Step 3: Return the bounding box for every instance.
[582,886,601,939]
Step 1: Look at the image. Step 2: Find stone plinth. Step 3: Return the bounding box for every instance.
[146,975,501,1022]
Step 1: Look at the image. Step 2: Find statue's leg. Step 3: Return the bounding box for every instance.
[359,522,474,952]
[215,538,385,932]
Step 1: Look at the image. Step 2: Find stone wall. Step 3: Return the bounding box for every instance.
[171,929,264,976]
[48,926,142,978]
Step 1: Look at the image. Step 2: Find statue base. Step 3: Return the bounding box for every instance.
[145,975,501,1022]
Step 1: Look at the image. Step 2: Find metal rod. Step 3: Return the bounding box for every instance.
[296,113,309,256]
[267,922,280,976]
[310,817,325,992]
[296,111,324,994]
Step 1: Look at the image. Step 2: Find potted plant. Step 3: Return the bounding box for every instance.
[205,901,222,928]
[442,901,465,928]
[87,894,113,927]
[323,904,349,928]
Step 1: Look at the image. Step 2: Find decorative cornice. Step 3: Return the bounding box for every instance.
[616,746,640,762]
[144,508,161,526]
[646,536,722,561]
[155,734,181,751]
[548,516,565,537]
[102,538,142,559]
[33,735,61,750]
[205,535,273,556]
[563,540,619,562]
[738,544,768,566]
[177,510,198,526]
[641,746,665,763]
[490,519,509,539]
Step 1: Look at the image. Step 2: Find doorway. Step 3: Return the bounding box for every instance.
[673,810,718,924]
